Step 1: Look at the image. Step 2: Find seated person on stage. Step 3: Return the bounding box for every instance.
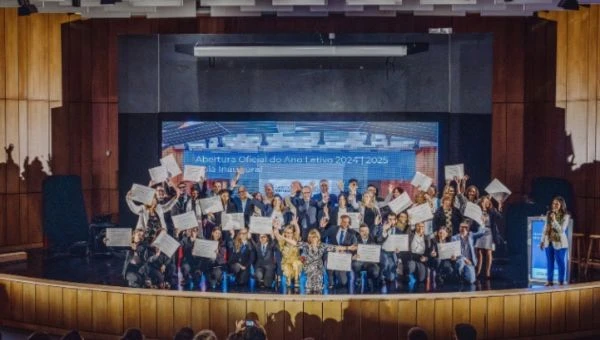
[179,227,203,288]
[451,220,488,284]
[228,228,255,286]
[352,223,381,287]
[274,228,351,294]
[123,229,150,288]
[294,185,319,238]
[252,233,277,288]
[199,227,228,289]
[433,194,463,236]
[145,237,176,289]
[321,215,358,288]
[429,227,454,285]
[276,219,302,287]
[374,212,404,282]
[407,222,432,283]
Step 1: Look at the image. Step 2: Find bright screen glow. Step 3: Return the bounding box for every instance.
[161,121,439,197]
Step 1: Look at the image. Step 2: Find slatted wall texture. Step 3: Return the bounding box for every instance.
[0,9,78,251]
[537,8,600,235]
[0,276,599,339]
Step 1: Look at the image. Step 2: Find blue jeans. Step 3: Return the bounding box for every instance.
[545,245,567,283]
[455,258,476,284]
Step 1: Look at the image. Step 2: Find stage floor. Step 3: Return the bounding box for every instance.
[0,249,531,295]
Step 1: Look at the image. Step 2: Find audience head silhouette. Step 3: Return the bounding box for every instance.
[407,326,428,340]
[121,328,145,340]
[454,323,477,340]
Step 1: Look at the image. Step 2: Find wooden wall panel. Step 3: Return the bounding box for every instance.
[27,15,49,101]
[107,292,124,335]
[209,299,228,340]
[341,300,361,340]
[9,281,23,321]
[139,294,157,338]
[123,294,141,330]
[264,300,284,340]
[434,299,453,339]
[535,293,551,335]
[579,288,594,330]
[92,291,108,333]
[322,301,342,340]
[191,298,210,332]
[303,300,323,340]
[17,15,28,100]
[416,299,435,338]
[47,286,63,328]
[21,283,35,323]
[76,289,92,331]
[34,284,49,325]
[487,296,504,339]
[566,290,580,332]
[470,297,487,339]
[379,299,398,338]
[503,295,520,338]
[0,9,5,99]
[284,300,303,340]
[567,10,590,101]
[62,288,77,330]
[156,296,174,339]
[397,300,416,340]
[173,297,192,331]
[4,9,18,100]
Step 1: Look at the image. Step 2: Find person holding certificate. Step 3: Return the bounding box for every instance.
[451,221,488,284]
[352,224,381,287]
[407,222,433,283]
[179,227,203,288]
[329,195,357,229]
[228,228,255,286]
[321,215,359,288]
[201,227,228,289]
[252,234,277,288]
[266,195,293,227]
[359,191,382,230]
[429,227,454,285]
[433,195,463,235]
[122,229,150,288]
[126,188,179,240]
[274,227,350,294]
[374,213,404,283]
[145,238,176,289]
[539,196,571,286]
[474,196,503,279]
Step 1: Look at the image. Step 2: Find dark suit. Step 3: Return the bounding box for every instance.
[406,232,433,282]
[352,235,381,282]
[295,198,319,237]
[252,240,276,287]
[433,207,463,235]
[321,226,358,286]
[232,196,265,226]
[228,242,256,285]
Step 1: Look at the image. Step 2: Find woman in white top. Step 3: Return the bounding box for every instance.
[539,196,570,286]
[126,188,179,239]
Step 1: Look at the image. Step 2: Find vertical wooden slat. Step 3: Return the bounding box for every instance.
[17,100,27,193]
[322,301,342,340]
[140,294,157,338]
[487,296,504,339]
[157,296,174,339]
[566,290,580,332]
[566,9,589,101]
[107,292,124,335]
[191,298,210,332]
[19,194,28,245]
[554,11,568,104]
[123,294,141,330]
[379,299,398,338]
[22,282,35,323]
[35,284,49,325]
[77,289,92,331]
[174,297,192,332]
[92,291,108,333]
[284,300,303,340]
[579,288,593,330]
[264,300,284,340]
[452,298,470,327]
[209,299,228,340]
[5,100,20,194]
[416,299,435,339]
[535,293,551,335]
[47,286,63,328]
[360,300,379,339]
[470,297,487,340]
[4,9,18,100]
[303,300,322,340]
[397,300,417,340]
[27,14,49,101]
[17,14,28,100]
[62,288,77,330]
[434,299,453,340]
[503,295,520,338]
[505,103,524,193]
[246,299,266,326]
[491,103,507,182]
[48,14,69,103]
[341,300,361,340]
[0,8,5,99]
[551,291,567,334]
[10,281,23,321]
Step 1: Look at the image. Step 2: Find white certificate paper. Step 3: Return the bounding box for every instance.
[464,202,484,225]
[249,216,273,235]
[382,234,409,252]
[484,178,512,202]
[160,154,182,177]
[105,228,131,247]
[326,252,352,272]
[344,212,362,230]
[357,244,381,263]
[411,172,433,191]
[199,196,224,214]
[387,192,413,214]
[444,163,464,181]
[183,165,206,183]
[148,165,169,183]
[131,184,156,205]
[438,241,461,260]
[171,211,199,231]
[192,239,219,259]
[152,232,180,258]
[407,203,434,224]
[222,213,245,231]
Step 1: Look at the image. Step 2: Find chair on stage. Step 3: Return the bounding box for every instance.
[584,234,600,278]
[570,233,586,280]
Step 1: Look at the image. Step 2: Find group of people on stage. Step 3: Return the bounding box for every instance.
[121,165,524,293]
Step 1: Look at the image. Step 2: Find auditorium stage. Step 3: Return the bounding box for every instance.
[0,249,529,295]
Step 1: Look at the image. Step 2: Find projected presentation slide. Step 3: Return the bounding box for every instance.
[161,121,439,197]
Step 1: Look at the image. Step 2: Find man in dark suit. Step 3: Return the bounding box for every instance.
[321,215,358,287]
[232,185,265,226]
[313,179,337,207]
[252,234,276,288]
[352,223,381,286]
[295,185,319,238]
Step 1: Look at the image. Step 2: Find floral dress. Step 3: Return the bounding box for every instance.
[298,242,337,294]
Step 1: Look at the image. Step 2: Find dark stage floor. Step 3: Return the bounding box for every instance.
[0,249,536,295]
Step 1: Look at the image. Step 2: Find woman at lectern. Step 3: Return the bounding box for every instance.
[539,196,570,286]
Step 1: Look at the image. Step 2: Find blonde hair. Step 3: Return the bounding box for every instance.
[307,229,322,245]
[279,225,300,247]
